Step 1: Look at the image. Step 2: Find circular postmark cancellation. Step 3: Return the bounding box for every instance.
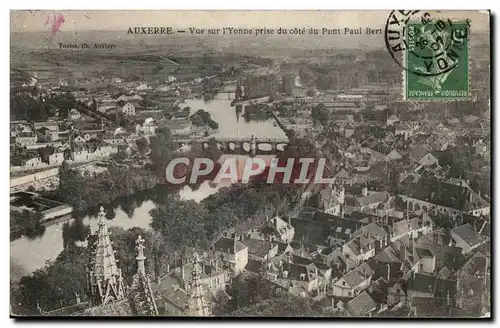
[384,10,471,77]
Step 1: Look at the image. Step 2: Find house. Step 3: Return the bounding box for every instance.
[451,224,489,254]
[306,183,345,216]
[456,252,490,315]
[343,123,355,138]
[34,122,59,141]
[15,132,37,146]
[261,257,322,296]
[136,83,150,91]
[263,216,295,244]
[394,122,413,140]
[370,236,423,281]
[342,233,379,270]
[387,282,406,306]
[389,214,434,242]
[69,108,82,120]
[240,238,279,261]
[291,211,361,248]
[211,236,248,276]
[72,135,87,145]
[398,176,490,218]
[154,255,229,316]
[136,118,157,137]
[121,102,136,116]
[346,291,378,316]
[98,105,117,114]
[407,146,438,166]
[164,119,192,135]
[117,94,143,102]
[48,152,65,166]
[345,189,391,214]
[385,149,402,161]
[406,273,457,307]
[386,115,400,127]
[415,233,465,273]
[332,262,374,298]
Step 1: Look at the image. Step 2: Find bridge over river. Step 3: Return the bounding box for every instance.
[175,135,289,155]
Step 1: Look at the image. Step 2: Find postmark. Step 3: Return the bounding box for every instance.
[384,10,471,100]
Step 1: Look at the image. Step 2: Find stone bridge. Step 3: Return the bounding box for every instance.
[176,135,289,155]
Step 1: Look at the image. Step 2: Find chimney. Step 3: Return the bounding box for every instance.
[180,259,185,281]
[166,264,170,273]
[399,245,406,263]
[288,216,292,226]
[387,264,391,281]
[469,192,473,203]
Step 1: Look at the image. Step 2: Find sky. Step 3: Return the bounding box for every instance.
[10,10,490,33]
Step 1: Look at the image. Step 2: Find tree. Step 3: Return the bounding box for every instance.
[108,226,154,284]
[228,294,328,317]
[311,104,329,126]
[57,162,86,211]
[149,127,177,175]
[436,148,474,178]
[10,210,45,240]
[13,244,88,314]
[150,197,209,256]
[204,138,223,162]
[136,137,149,155]
[190,113,204,127]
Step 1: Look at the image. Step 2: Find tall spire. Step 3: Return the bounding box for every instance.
[135,235,146,276]
[185,252,210,316]
[87,206,125,306]
[129,235,159,316]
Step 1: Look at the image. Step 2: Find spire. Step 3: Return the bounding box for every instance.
[136,235,146,276]
[129,235,159,316]
[185,252,210,316]
[87,206,125,306]
[94,206,120,280]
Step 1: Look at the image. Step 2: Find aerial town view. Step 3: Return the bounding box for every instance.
[10,10,491,318]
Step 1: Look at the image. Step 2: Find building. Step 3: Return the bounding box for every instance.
[399,176,490,218]
[451,224,489,254]
[155,253,217,316]
[345,189,391,214]
[386,115,400,127]
[456,252,490,315]
[68,108,81,120]
[246,216,295,244]
[86,207,127,306]
[121,102,136,116]
[244,75,279,99]
[332,262,374,298]
[15,132,37,146]
[212,236,248,275]
[42,207,159,316]
[282,74,295,96]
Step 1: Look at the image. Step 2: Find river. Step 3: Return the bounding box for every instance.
[10,94,287,280]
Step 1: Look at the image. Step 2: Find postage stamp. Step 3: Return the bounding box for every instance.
[384,11,471,101]
[405,20,470,100]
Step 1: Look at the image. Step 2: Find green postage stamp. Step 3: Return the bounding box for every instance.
[404,19,470,100]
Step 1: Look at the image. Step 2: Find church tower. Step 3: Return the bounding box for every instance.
[87,206,126,306]
[184,253,211,316]
[128,235,159,316]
